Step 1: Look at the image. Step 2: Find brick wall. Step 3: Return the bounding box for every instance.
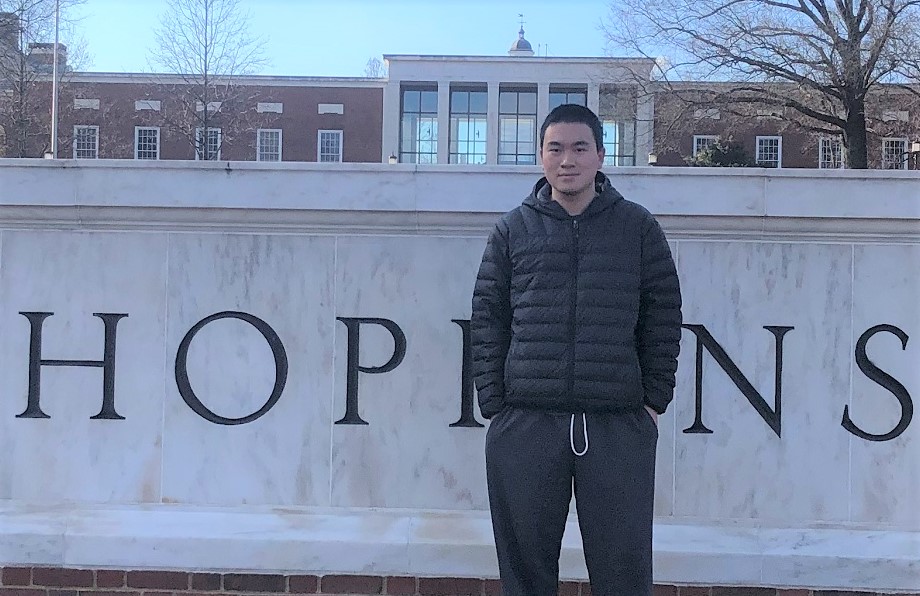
[1,568,915,596]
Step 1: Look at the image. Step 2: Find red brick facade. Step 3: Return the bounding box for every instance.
[0,568,913,596]
[651,84,920,169]
[6,77,383,162]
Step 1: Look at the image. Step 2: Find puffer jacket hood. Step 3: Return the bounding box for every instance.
[522,172,624,220]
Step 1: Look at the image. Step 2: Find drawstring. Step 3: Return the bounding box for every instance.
[569,413,588,456]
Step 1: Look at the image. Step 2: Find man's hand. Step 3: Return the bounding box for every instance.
[644,405,658,426]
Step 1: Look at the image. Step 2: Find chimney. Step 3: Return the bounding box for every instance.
[27,42,68,72]
[0,11,21,51]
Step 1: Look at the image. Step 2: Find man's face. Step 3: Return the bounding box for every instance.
[540,122,605,204]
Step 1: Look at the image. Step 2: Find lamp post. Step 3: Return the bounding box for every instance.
[910,141,920,169]
[50,0,60,158]
[900,141,920,170]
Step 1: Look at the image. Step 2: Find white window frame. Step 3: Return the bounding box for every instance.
[755,135,783,168]
[818,136,844,169]
[134,126,160,160]
[881,137,908,170]
[257,102,283,114]
[881,110,909,123]
[195,127,222,161]
[317,129,343,162]
[693,108,720,120]
[74,98,100,110]
[196,101,222,112]
[755,107,782,119]
[256,128,282,162]
[135,100,161,112]
[72,125,99,159]
[692,135,719,156]
[318,103,344,114]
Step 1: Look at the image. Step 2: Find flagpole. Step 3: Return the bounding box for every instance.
[50,0,60,158]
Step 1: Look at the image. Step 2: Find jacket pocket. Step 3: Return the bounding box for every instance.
[503,341,517,397]
[639,406,659,437]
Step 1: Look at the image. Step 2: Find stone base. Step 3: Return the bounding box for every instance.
[1,504,918,594]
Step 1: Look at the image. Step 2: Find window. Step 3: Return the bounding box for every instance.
[400,88,438,164]
[318,130,343,162]
[499,87,537,165]
[134,127,160,160]
[693,135,719,156]
[602,120,636,166]
[449,89,487,164]
[195,127,222,160]
[599,86,637,166]
[756,136,782,168]
[549,87,587,110]
[73,125,98,159]
[257,129,282,162]
[818,137,844,169]
[881,138,908,170]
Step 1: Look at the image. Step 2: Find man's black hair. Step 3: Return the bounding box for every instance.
[539,104,604,151]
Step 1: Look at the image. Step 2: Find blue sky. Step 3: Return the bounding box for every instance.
[70,0,617,76]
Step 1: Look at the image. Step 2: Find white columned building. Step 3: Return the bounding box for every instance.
[382,30,655,168]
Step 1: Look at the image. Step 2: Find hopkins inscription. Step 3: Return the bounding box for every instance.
[13,311,915,441]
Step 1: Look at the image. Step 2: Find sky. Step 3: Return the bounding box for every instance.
[68,0,618,77]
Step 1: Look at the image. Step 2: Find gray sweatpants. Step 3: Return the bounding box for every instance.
[485,407,658,596]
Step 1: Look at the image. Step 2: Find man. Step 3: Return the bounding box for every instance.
[471,104,682,596]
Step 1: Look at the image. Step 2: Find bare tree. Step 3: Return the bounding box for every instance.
[148,0,267,160]
[364,56,386,78]
[604,0,920,168]
[0,0,86,157]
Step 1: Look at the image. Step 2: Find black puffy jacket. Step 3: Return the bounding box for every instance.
[471,173,682,419]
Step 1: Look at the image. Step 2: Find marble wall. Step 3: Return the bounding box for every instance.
[0,161,917,540]
[0,231,916,530]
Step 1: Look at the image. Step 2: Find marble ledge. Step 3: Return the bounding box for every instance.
[0,503,917,593]
[0,206,916,243]
[1,160,918,223]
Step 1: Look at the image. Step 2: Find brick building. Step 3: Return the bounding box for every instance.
[2,17,919,169]
[52,75,385,162]
[652,82,920,170]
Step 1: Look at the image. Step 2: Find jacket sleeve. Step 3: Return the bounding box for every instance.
[636,216,683,414]
[471,221,512,419]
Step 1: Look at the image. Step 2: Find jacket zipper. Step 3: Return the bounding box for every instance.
[568,217,579,399]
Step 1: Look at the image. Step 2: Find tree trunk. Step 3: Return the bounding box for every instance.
[844,102,868,169]
[15,84,26,158]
